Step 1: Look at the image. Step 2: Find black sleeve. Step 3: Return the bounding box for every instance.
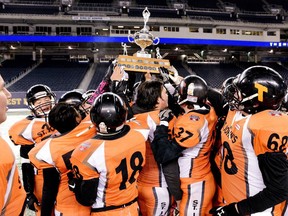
[207,87,228,118]
[40,167,60,216]
[162,159,183,201]
[21,163,35,193]
[20,145,35,159]
[110,80,134,119]
[237,152,288,215]
[167,89,184,117]
[151,125,185,164]
[74,178,99,206]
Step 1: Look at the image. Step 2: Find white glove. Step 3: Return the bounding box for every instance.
[168,66,183,85]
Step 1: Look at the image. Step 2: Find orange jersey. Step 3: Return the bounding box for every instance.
[0,137,26,215]
[133,111,175,216]
[9,116,55,146]
[175,106,217,180]
[174,106,218,215]
[134,110,168,188]
[70,126,148,212]
[220,109,288,215]
[28,134,59,205]
[35,118,96,215]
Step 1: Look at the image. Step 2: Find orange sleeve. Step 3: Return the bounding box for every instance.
[8,118,34,146]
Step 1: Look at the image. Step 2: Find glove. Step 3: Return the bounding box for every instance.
[209,203,240,216]
[168,66,183,85]
[68,177,77,192]
[103,60,118,82]
[26,193,40,211]
[159,109,174,126]
[159,67,170,83]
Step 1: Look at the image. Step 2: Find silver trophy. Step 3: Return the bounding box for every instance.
[128,7,160,56]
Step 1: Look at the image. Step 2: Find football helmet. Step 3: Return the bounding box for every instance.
[178,75,208,105]
[280,91,288,113]
[221,76,235,93]
[90,92,127,134]
[26,84,56,117]
[83,89,95,102]
[233,65,287,114]
[58,89,85,106]
[58,89,87,119]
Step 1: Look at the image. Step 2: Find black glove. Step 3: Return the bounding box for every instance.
[159,109,174,125]
[26,193,40,211]
[209,203,240,216]
[159,67,170,83]
[67,171,81,193]
[103,62,116,82]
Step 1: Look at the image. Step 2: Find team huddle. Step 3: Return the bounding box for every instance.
[0,62,287,216]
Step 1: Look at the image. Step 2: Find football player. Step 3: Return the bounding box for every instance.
[211,66,288,216]
[69,92,148,216]
[29,101,94,216]
[152,75,218,215]
[0,74,26,215]
[8,84,56,214]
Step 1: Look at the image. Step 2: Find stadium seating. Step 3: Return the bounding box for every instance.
[188,62,242,89]
[8,60,89,92]
[0,57,36,84]
[136,0,168,7]
[187,0,220,10]
[223,0,266,12]
[0,5,59,15]
[263,0,288,10]
[87,62,110,90]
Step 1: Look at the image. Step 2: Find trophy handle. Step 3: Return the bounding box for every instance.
[153,37,160,45]
[128,34,135,43]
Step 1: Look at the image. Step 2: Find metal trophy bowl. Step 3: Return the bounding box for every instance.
[128,7,160,55]
[118,7,170,73]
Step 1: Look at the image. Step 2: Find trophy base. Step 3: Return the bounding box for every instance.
[117,55,170,73]
[134,52,151,58]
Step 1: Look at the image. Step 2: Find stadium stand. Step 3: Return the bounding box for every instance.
[188,62,243,89]
[0,57,36,84]
[223,0,266,12]
[0,0,288,93]
[7,60,90,92]
[187,0,220,10]
[0,5,59,15]
[87,62,110,90]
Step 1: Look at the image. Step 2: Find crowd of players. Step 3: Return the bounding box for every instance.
[0,61,287,216]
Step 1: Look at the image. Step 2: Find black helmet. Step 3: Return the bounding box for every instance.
[90,92,127,134]
[83,89,95,102]
[178,75,208,105]
[221,76,235,93]
[233,65,287,114]
[58,89,85,107]
[26,84,56,117]
[280,91,288,113]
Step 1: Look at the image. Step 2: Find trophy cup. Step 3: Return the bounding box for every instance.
[117,7,170,73]
[128,7,160,58]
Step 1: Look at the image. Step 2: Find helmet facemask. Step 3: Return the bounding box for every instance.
[28,92,55,118]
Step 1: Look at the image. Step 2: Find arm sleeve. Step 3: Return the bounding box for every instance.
[237,152,288,215]
[20,145,34,159]
[40,167,60,216]
[162,159,183,201]
[87,80,110,104]
[151,125,185,164]
[207,87,228,118]
[21,163,35,193]
[110,80,134,119]
[74,178,99,206]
